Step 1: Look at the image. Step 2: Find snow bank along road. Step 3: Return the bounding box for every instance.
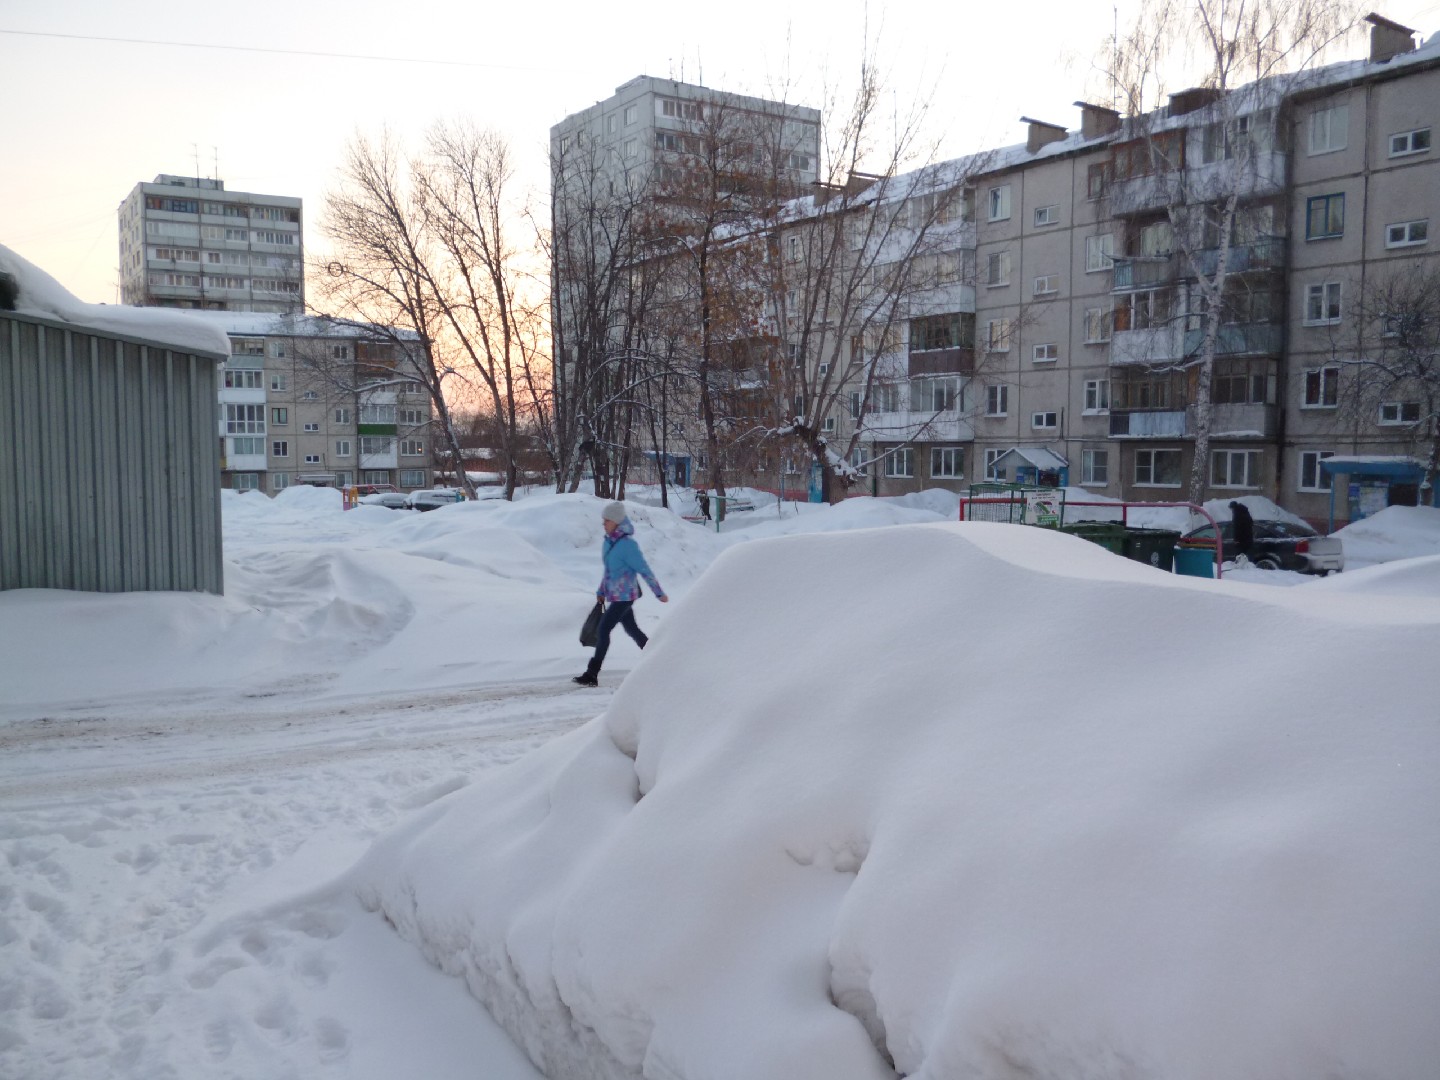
[0,678,592,1080]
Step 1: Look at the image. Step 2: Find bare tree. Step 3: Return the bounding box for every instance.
[1100,0,1359,502]
[316,126,546,500]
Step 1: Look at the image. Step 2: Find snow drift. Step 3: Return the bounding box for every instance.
[352,522,1440,1079]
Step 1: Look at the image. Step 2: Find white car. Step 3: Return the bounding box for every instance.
[358,492,411,510]
[406,488,466,512]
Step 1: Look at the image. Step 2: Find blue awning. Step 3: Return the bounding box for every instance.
[1319,456,1426,479]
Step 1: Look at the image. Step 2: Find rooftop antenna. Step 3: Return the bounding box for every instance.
[212,146,219,183]
[1113,5,1120,111]
[193,142,200,183]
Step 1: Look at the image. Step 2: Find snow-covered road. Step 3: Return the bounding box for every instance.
[1,679,598,1080]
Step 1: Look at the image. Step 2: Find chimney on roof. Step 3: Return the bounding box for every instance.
[1168,87,1223,117]
[1367,13,1417,62]
[1021,116,1067,153]
[1073,101,1121,139]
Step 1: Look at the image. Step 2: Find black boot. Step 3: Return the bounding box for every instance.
[572,660,600,687]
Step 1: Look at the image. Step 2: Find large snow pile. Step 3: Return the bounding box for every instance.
[351,522,1440,1079]
[1334,504,1440,568]
[0,243,232,356]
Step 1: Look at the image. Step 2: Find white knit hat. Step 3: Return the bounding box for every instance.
[602,501,627,522]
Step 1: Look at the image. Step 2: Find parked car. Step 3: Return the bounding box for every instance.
[406,488,466,512]
[1180,518,1344,574]
[354,483,397,497]
[358,492,411,510]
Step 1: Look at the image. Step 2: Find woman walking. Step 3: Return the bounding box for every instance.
[574,502,668,686]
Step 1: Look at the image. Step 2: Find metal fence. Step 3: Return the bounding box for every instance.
[1,311,226,594]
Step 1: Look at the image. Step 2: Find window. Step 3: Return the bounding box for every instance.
[230,436,263,455]
[931,447,964,478]
[1085,234,1115,272]
[1033,343,1058,363]
[1385,220,1429,248]
[1299,450,1334,491]
[788,236,801,262]
[231,473,261,492]
[1031,411,1058,430]
[362,470,391,485]
[850,447,871,476]
[271,440,289,458]
[1389,128,1431,157]
[986,251,1011,286]
[1211,449,1260,488]
[1138,220,1174,256]
[271,472,291,491]
[359,436,393,455]
[822,417,836,433]
[334,408,351,425]
[1304,282,1342,325]
[1308,103,1348,155]
[303,454,322,465]
[1379,401,1422,424]
[984,448,1005,480]
[397,407,424,425]
[987,185,1011,222]
[985,318,1013,352]
[398,469,424,487]
[1303,366,1340,408]
[270,407,288,425]
[269,373,287,391]
[1033,205,1058,227]
[624,105,637,126]
[303,423,320,433]
[1086,162,1110,200]
[872,383,901,412]
[1306,193,1345,239]
[1084,379,1110,413]
[400,438,425,456]
[359,404,396,424]
[606,114,617,134]
[331,344,351,360]
[1134,448,1182,486]
[225,404,265,434]
[1081,449,1109,485]
[223,369,262,389]
[884,447,915,478]
[985,384,1009,417]
[909,312,969,351]
[1083,307,1112,343]
[911,376,961,412]
[849,391,863,419]
[625,139,638,159]
[1033,274,1058,297]
[335,440,352,457]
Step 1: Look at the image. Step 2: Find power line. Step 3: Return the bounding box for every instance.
[0,28,546,71]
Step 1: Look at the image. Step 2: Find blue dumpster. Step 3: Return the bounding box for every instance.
[1173,543,1216,578]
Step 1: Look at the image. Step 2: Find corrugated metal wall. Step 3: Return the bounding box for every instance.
[0,312,225,594]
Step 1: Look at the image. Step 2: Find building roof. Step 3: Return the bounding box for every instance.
[173,309,421,342]
[993,446,1070,471]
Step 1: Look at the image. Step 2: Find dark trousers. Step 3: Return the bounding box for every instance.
[590,600,647,671]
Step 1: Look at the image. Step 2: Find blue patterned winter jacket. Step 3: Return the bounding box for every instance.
[598,518,666,601]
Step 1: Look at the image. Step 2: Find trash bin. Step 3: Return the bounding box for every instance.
[1060,521,1126,555]
[1122,528,1181,571]
[1173,542,1217,578]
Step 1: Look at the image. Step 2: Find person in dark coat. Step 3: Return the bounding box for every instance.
[1230,500,1256,563]
[696,488,711,522]
[573,501,668,686]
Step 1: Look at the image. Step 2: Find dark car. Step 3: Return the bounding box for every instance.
[1181,518,1344,574]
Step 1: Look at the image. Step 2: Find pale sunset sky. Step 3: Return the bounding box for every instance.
[2,0,1437,304]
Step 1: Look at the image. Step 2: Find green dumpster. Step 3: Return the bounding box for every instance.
[1122,528,1181,571]
[1173,542,1217,578]
[1060,521,1126,555]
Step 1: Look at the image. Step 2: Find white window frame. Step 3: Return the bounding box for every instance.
[930,446,965,479]
[271,472,291,491]
[1083,307,1112,343]
[1384,220,1429,248]
[1298,450,1334,492]
[230,436,264,456]
[1388,128,1431,157]
[1081,448,1109,486]
[303,454,322,465]
[271,440,290,458]
[624,104,637,126]
[1302,366,1340,409]
[1033,205,1058,227]
[333,408,351,425]
[984,448,1005,481]
[1031,410,1058,430]
[1308,102,1348,155]
[985,319,1013,353]
[1032,343,1059,363]
[1083,379,1110,413]
[883,447,915,478]
[1379,401,1421,425]
[1134,448,1183,488]
[1033,274,1058,297]
[1304,282,1342,325]
[821,416,837,433]
[335,440,352,457]
[302,422,319,432]
[400,438,425,456]
[1210,449,1261,489]
[985,250,1011,287]
[987,185,1011,222]
[1085,233,1115,273]
[985,384,1009,417]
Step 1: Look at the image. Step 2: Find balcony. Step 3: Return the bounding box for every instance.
[862,411,974,443]
[1112,255,1177,291]
[907,346,974,377]
[1183,321,1281,358]
[1108,173,1185,215]
[1111,326,1185,365]
[1193,236,1286,277]
[1186,150,1286,202]
[1109,410,1187,437]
